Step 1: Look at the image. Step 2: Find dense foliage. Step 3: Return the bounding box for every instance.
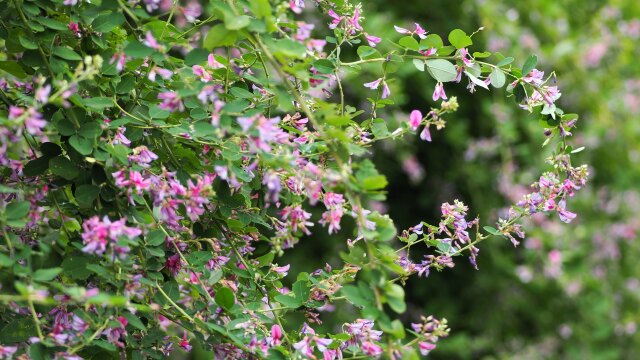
[0,0,592,359]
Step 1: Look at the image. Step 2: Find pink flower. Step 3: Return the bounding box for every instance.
[69,22,81,37]
[113,127,131,146]
[409,110,422,131]
[129,146,158,166]
[327,9,342,29]
[432,82,447,101]
[290,0,305,14]
[394,25,412,35]
[208,54,225,69]
[414,23,427,39]
[557,199,577,223]
[192,65,212,82]
[381,81,391,99]
[523,69,544,86]
[143,31,161,50]
[349,7,362,32]
[179,330,192,352]
[148,67,173,81]
[459,48,474,67]
[81,216,141,256]
[420,126,432,142]
[394,23,427,39]
[110,53,127,73]
[365,33,382,47]
[419,342,436,355]
[157,91,184,112]
[182,2,202,23]
[270,324,283,346]
[364,78,382,90]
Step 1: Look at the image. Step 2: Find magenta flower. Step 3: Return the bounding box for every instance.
[271,325,283,345]
[381,81,391,98]
[394,25,412,35]
[557,199,577,223]
[365,33,382,47]
[363,78,382,90]
[157,91,184,112]
[394,23,427,39]
[148,67,173,81]
[110,53,127,73]
[409,109,423,130]
[414,23,427,39]
[459,48,474,67]
[81,216,141,256]
[208,54,225,69]
[143,31,161,50]
[36,84,51,103]
[420,126,432,142]
[179,331,192,352]
[523,69,545,86]
[192,65,212,82]
[290,0,305,14]
[349,7,363,32]
[129,146,158,167]
[327,9,342,29]
[433,82,447,101]
[419,341,437,355]
[182,2,202,23]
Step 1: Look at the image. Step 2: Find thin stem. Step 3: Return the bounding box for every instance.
[27,295,44,341]
[155,283,194,322]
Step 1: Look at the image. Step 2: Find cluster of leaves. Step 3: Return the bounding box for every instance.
[0,0,587,359]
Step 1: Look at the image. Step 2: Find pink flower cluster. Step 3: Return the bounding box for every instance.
[81,216,141,256]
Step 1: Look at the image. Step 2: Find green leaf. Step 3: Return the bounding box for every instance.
[146,229,166,246]
[53,47,82,61]
[0,317,36,343]
[522,55,538,76]
[224,15,251,30]
[215,287,235,311]
[78,122,103,139]
[398,36,420,51]
[19,36,38,50]
[5,201,30,220]
[489,68,506,88]
[312,59,335,74]
[249,0,272,18]
[204,24,237,49]
[124,41,153,59]
[35,17,68,31]
[92,11,126,33]
[33,267,62,281]
[356,46,380,60]
[448,29,472,49]
[426,59,457,82]
[49,156,80,180]
[0,61,29,79]
[83,97,113,111]
[274,294,301,308]
[75,184,100,207]
[497,56,515,67]
[412,59,425,71]
[23,157,50,177]
[420,34,443,49]
[473,51,492,58]
[268,38,307,59]
[69,135,93,155]
[122,312,146,331]
[61,255,91,280]
[483,226,500,235]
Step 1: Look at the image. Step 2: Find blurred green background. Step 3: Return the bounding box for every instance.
[287,0,640,359]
